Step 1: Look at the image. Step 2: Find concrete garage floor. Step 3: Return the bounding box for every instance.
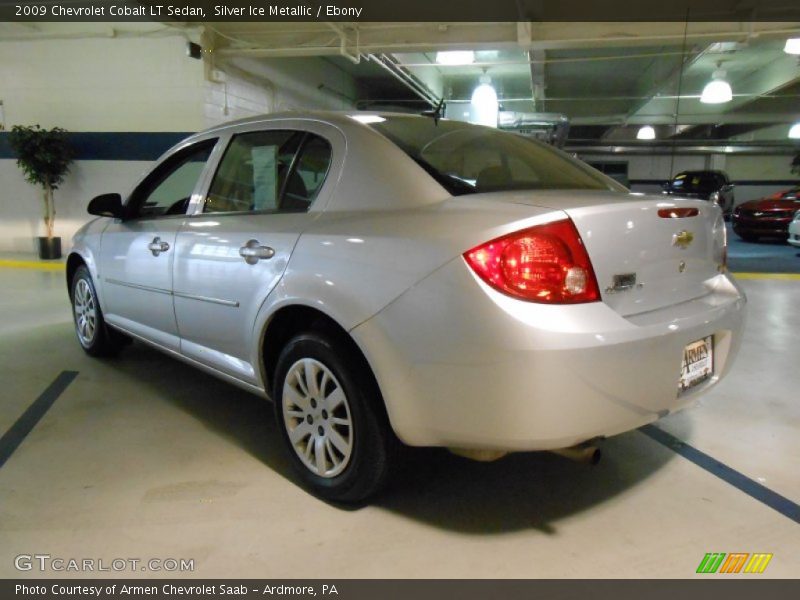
[0,261,798,579]
[727,223,800,274]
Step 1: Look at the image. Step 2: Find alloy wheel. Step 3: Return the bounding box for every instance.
[282,358,354,478]
[73,278,97,346]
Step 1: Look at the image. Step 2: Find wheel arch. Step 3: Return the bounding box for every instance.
[66,252,87,297]
[260,305,366,390]
[259,304,390,423]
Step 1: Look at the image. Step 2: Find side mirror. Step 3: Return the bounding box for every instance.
[87,193,123,218]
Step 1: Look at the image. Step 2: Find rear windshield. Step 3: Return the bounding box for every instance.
[368,116,623,196]
[671,172,722,192]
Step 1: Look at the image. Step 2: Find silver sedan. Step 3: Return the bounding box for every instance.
[67,112,746,501]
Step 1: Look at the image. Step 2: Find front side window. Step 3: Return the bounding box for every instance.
[204,130,332,214]
[127,140,216,219]
[368,116,622,195]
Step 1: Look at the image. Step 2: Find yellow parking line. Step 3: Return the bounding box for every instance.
[0,259,64,271]
[732,272,800,280]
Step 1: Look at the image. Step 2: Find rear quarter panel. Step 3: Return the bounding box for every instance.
[269,199,565,331]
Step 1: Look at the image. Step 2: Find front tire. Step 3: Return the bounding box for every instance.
[70,265,127,357]
[273,332,395,503]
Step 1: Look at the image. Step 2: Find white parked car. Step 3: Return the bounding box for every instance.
[68,112,746,501]
[789,210,800,247]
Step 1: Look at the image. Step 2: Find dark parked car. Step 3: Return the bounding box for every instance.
[732,186,800,242]
[663,170,735,216]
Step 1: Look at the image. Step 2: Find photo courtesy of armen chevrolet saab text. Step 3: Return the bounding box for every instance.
[67,112,746,502]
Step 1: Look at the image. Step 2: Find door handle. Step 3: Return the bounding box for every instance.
[239,239,275,264]
[147,236,170,257]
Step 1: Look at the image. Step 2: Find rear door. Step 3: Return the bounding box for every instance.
[172,127,336,383]
[99,140,217,349]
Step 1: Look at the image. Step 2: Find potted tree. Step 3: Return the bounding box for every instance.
[9,125,74,259]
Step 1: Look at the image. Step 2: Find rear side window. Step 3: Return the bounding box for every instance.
[287,135,333,209]
[204,130,332,214]
[368,116,622,195]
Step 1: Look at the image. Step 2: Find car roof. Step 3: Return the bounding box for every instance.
[675,170,727,177]
[196,110,428,136]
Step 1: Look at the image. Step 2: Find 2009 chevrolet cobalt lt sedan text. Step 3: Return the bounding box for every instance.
[67,112,746,502]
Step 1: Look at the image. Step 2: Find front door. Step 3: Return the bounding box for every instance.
[172,129,334,383]
[99,140,216,350]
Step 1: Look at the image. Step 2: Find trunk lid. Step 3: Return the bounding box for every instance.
[481,190,725,317]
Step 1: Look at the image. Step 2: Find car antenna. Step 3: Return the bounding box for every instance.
[421,98,445,126]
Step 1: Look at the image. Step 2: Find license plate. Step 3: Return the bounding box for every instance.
[679,336,714,392]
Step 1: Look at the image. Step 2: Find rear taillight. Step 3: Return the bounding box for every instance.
[463,219,600,304]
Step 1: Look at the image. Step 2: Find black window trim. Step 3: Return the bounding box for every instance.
[123,138,218,221]
[278,131,310,202]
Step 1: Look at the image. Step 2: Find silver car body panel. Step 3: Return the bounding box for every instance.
[70,111,746,451]
[788,216,800,247]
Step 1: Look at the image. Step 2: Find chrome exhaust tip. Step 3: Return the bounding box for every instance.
[550,445,602,465]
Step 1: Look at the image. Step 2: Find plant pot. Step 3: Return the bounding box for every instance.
[37,236,62,260]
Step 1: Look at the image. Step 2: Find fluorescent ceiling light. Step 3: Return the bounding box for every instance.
[700,80,732,104]
[470,75,498,128]
[350,114,386,124]
[435,51,475,66]
[700,68,732,104]
[784,38,800,55]
[789,123,800,139]
[636,126,656,140]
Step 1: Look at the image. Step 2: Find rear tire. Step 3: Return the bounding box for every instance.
[70,265,128,357]
[273,331,395,503]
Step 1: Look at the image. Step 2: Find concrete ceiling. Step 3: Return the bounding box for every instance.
[3,20,800,141]
[199,21,800,140]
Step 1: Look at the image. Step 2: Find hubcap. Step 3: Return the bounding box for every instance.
[73,279,97,346]
[282,358,353,478]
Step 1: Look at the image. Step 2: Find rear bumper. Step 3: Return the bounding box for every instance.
[353,259,746,451]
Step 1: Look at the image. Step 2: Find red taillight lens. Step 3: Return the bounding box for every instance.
[463,219,600,304]
[658,207,699,218]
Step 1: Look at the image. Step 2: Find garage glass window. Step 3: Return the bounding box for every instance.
[204,130,332,214]
[369,116,624,195]
[127,140,216,219]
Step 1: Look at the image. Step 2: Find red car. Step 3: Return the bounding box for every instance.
[732,186,800,241]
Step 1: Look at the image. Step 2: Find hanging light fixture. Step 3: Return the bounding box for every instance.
[435,51,475,66]
[789,123,800,139]
[701,63,733,104]
[636,125,656,140]
[470,73,498,127]
[784,38,800,55]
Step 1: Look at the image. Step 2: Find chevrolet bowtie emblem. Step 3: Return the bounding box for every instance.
[672,230,694,249]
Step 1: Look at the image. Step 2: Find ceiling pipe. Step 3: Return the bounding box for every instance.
[324,22,361,64]
[566,141,798,155]
[367,53,441,108]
